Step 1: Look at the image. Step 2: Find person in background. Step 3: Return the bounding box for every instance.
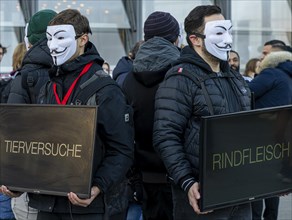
[5,9,57,220]
[122,11,180,220]
[270,44,292,53]
[0,43,7,63]
[112,40,144,86]
[0,43,16,220]
[11,42,26,74]
[112,40,144,220]
[102,61,110,74]
[260,39,286,60]
[1,42,27,103]
[249,48,292,220]
[242,58,260,82]
[228,49,240,73]
[7,9,57,104]
[153,5,251,220]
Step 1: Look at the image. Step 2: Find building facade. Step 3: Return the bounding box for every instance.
[0,0,291,73]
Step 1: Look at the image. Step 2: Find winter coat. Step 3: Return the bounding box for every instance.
[7,38,52,104]
[28,42,134,214]
[122,37,180,179]
[153,46,251,191]
[112,56,133,87]
[0,193,15,219]
[249,51,292,108]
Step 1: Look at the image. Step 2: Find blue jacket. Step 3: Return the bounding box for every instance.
[0,193,15,219]
[249,52,292,109]
[112,56,133,87]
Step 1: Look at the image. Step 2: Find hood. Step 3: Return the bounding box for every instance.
[22,38,53,68]
[175,46,231,74]
[258,51,292,72]
[112,56,133,80]
[133,36,180,87]
[49,41,104,78]
[277,61,292,77]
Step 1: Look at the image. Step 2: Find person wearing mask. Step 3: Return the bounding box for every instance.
[1,8,134,220]
[122,11,181,220]
[153,5,251,220]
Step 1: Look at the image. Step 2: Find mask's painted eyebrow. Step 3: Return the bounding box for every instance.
[215,25,227,31]
[214,25,233,31]
[46,30,66,37]
[53,30,66,36]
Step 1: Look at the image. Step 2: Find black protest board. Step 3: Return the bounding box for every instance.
[199,105,292,212]
[0,104,97,198]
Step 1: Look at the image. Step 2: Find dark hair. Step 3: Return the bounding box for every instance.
[0,43,7,54]
[128,40,144,60]
[49,9,92,36]
[243,58,260,77]
[184,5,222,47]
[264,39,286,47]
[271,45,292,53]
[230,50,240,61]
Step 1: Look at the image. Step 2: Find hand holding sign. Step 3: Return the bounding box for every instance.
[187,182,213,215]
[0,185,23,197]
[68,186,101,207]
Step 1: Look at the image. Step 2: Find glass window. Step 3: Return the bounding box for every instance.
[0,0,25,73]
[231,0,292,70]
[142,0,213,47]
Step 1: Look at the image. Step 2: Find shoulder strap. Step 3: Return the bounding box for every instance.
[74,71,118,105]
[166,66,215,115]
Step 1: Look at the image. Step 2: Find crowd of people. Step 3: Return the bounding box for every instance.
[0,3,291,220]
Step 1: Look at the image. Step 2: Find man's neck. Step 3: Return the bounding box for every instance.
[196,49,220,72]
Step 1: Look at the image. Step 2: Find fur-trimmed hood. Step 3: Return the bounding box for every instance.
[258,51,292,72]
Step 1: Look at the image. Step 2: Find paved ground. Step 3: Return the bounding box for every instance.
[278,194,292,220]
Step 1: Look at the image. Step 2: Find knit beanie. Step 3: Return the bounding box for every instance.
[144,11,180,43]
[27,9,57,45]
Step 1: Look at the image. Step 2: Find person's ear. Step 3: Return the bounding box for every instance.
[189,34,202,47]
[79,34,89,47]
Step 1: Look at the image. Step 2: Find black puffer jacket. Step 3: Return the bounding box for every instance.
[153,46,251,191]
[122,37,180,177]
[29,42,134,214]
[7,38,52,104]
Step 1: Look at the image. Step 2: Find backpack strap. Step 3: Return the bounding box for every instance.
[166,67,215,115]
[21,71,37,104]
[74,70,118,105]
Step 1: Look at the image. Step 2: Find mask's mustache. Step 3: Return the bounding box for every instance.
[216,44,232,49]
[51,47,67,55]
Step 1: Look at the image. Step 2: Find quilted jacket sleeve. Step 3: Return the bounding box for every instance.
[153,72,198,191]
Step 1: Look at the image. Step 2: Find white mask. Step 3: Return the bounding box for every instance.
[204,20,233,61]
[24,23,30,51]
[46,24,77,66]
